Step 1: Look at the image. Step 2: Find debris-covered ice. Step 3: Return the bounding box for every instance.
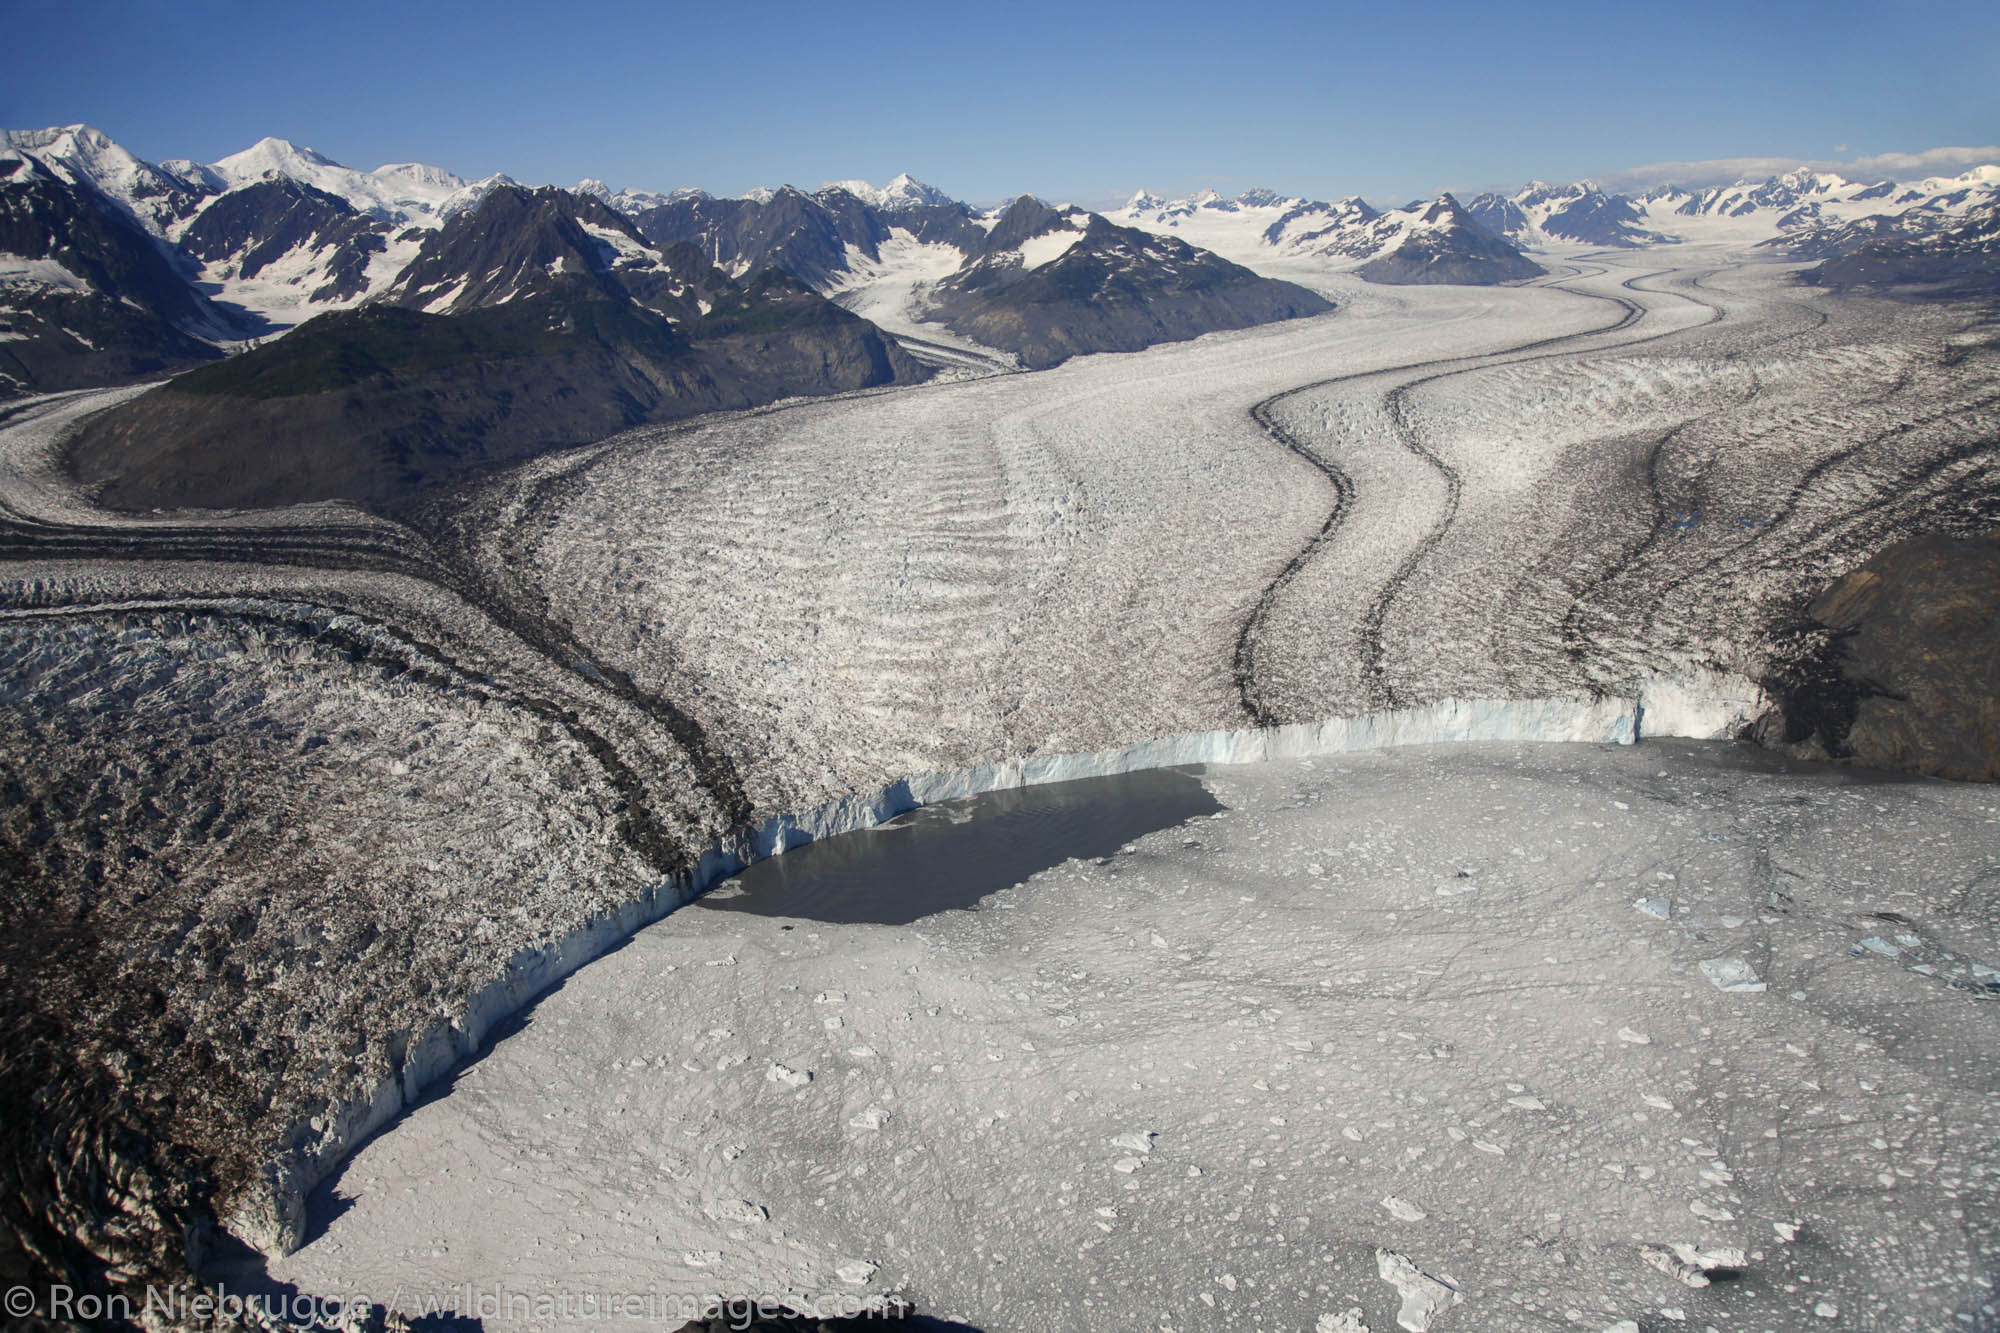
[1697,957,1767,993]
[271,742,2000,1332]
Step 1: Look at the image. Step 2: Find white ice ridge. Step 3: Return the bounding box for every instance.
[224,675,1760,1256]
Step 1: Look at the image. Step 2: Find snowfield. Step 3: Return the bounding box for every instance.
[3,246,1999,1327]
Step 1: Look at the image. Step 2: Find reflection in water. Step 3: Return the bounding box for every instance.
[699,766,1221,925]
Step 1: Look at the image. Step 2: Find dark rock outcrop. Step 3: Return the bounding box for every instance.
[0,153,233,397]
[69,184,926,511]
[1792,203,2000,297]
[1754,529,2000,780]
[70,276,922,511]
[631,185,890,290]
[1353,195,1546,285]
[928,198,1332,370]
[178,176,391,308]
[1465,181,1662,249]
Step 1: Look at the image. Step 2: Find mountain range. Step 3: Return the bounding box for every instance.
[1462,166,2000,254]
[6,123,1997,508]
[1111,188,1547,284]
[1,126,1333,414]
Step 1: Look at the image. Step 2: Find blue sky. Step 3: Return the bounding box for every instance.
[4,0,1996,205]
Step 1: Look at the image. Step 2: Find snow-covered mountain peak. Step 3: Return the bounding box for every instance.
[819,173,952,210]
[3,124,115,160]
[158,158,223,192]
[373,160,465,192]
[573,179,706,215]
[208,138,475,227]
[1408,194,1470,227]
[1470,158,2000,252]
[0,123,203,234]
[213,137,339,179]
[1105,182,1538,284]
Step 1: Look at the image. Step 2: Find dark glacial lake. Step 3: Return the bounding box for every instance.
[697,765,1221,925]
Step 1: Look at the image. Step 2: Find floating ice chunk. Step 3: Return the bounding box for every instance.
[765,1063,813,1087]
[1618,1026,1652,1044]
[814,989,847,1003]
[849,1105,888,1130]
[1698,957,1765,992]
[1814,1302,1839,1319]
[1318,1310,1371,1333]
[1112,1155,1144,1174]
[1381,1194,1428,1222]
[1376,1250,1462,1331]
[1856,936,1901,956]
[1505,1096,1546,1111]
[1688,1199,1735,1221]
[1601,1323,1640,1333]
[1640,1246,1710,1288]
[1774,1221,1800,1242]
[1112,1130,1157,1154]
[1671,1242,1745,1270]
[836,1259,879,1285]
[1634,898,1672,920]
[704,1199,766,1225]
[682,1249,721,1268]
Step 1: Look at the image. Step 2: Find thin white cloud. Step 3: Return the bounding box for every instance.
[1589,145,2000,193]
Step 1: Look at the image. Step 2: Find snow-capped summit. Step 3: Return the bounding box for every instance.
[1111,185,1539,284]
[819,173,953,211]
[1,123,210,234]
[1332,193,1545,284]
[1466,179,1664,248]
[157,158,224,194]
[927,194,1332,368]
[574,179,707,215]
[208,137,501,227]
[213,136,342,180]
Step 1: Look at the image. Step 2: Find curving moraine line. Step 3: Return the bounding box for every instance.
[0,479,758,840]
[1233,262,1739,722]
[1556,273,1830,671]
